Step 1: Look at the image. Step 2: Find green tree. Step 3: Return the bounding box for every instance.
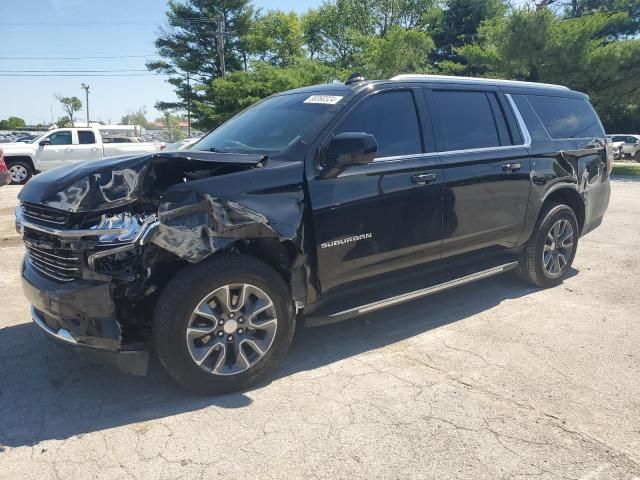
[458,8,640,131]
[361,26,435,78]
[431,0,508,72]
[55,95,82,127]
[162,113,187,141]
[121,107,150,128]
[56,116,73,128]
[246,11,303,67]
[0,117,27,129]
[147,0,254,120]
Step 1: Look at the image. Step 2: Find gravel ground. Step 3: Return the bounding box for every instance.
[1,180,639,480]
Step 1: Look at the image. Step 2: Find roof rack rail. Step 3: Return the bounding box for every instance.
[390,74,570,90]
[346,73,366,85]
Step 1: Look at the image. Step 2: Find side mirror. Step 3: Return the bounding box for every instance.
[321,132,377,178]
[39,138,51,146]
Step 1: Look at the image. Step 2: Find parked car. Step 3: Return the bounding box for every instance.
[0,149,10,186]
[17,74,611,393]
[1,127,165,184]
[608,134,640,161]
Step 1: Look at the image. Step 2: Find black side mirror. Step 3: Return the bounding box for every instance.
[321,132,377,178]
[39,138,51,146]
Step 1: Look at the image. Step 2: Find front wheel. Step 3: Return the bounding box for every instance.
[7,160,33,185]
[517,203,579,288]
[634,151,640,162]
[153,254,295,394]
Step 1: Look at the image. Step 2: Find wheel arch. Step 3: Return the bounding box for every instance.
[4,155,36,172]
[543,187,585,234]
[221,238,309,308]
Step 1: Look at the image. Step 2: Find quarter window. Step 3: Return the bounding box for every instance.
[335,91,422,158]
[78,130,96,144]
[525,95,604,139]
[46,131,72,145]
[432,91,501,151]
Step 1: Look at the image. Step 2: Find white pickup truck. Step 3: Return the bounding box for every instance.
[2,127,165,184]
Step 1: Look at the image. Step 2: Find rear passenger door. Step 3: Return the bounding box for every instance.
[73,130,102,162]
[428,87,531,257]
[309,88,444,294]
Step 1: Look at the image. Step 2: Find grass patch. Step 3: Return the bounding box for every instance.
[612,163,640,177]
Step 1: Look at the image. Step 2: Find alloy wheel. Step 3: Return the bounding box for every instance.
[543,219,574,277]
[9,165,28,183]
[186,283,278,376]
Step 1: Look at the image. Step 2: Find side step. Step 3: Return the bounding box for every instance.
[304,262,518,327]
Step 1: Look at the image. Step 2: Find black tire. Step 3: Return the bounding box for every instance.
[153,253,295,394]
[6,160,33,185]
[634,151,640,162]
[516,203,579,288]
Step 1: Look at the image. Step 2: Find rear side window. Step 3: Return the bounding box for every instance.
[78,131,96,144]
[525,95,604,139]
[335,90,422,158]
[432,90,501,151]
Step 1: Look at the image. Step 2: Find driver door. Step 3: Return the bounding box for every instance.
[308,88,444,295]
[37,130,73,171]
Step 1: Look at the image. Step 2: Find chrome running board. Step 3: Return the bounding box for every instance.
[305,262,518,327]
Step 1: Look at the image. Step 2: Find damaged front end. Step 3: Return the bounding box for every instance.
[18,150,308,375]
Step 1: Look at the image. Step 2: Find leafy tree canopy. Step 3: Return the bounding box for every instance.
[0,117,27,129]
[150,0,640,132]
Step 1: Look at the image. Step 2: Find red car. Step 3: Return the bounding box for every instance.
[0,149,10,186]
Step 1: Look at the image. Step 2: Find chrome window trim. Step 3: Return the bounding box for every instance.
[370,94,533,164]
[505,94,532,147]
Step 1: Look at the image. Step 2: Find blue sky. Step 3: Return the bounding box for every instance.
[0,0,320,125]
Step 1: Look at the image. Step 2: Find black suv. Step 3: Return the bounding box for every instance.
[17,74,611,393]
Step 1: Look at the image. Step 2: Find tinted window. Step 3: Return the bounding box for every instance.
[336,91,422,157]
[196,92,343,155]
[78,130,96,144]
[526,95,604,139]
[47,131,72,145]
[432,91,500,151]
[611,136,626,142]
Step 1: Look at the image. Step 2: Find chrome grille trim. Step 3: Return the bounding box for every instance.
[26,245,81,282]
[21,203,70,225]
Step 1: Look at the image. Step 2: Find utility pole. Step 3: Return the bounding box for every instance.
[81,83,90,127]
[217,14,226,77]
[186,72,191,138]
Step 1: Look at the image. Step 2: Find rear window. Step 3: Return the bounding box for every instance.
[432,90,502,151]
[526,95,604,139]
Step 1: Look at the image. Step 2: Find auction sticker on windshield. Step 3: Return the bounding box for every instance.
[304,95,343,105]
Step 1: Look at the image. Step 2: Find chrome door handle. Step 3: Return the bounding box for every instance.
[502,162,521,172]
[411,173,438,184]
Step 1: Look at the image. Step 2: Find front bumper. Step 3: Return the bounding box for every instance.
[22,257,149,375]
[32,307,149,375]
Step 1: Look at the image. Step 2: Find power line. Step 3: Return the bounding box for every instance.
[0,69,149,73]
[0,54,156,60]
[0,73,160,77]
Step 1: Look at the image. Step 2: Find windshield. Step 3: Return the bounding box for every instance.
[194,92,344,155]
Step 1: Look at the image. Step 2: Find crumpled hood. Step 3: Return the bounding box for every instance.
[18,151,266,212]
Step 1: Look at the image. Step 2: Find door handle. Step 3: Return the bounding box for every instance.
[502,162,521,172]
[64,148,73,152]
[411,173,438,185]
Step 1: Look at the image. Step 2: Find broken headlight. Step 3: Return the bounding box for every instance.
[90,212,158,245]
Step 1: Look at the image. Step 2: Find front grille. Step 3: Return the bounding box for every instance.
[21,202,71,226]
[26,244,81,282]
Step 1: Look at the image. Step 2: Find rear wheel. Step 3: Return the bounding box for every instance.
[517,203,579,288]
[6,160,33,185]
[634,151,640,162]
[153,254,295,394]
